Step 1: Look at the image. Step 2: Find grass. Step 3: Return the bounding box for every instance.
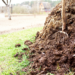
[0,27,43,75]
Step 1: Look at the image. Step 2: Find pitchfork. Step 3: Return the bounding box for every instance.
[55,0,68,43]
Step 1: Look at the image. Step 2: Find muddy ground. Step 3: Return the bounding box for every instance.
[0,15,47,35]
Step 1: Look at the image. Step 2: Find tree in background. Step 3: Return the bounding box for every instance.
[2,0,11,20]
[43,0,61,8]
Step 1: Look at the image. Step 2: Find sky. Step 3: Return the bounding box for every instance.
[0,0,58,6]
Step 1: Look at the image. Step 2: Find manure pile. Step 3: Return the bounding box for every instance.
[27,0,75,75]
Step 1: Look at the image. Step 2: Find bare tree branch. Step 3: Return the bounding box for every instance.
[7,0,8,5]
[10,0,11,3]
[2,0,8,6]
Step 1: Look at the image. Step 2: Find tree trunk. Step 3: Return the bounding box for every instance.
[7,0,11,20]
[7,5,11,20]
[2,0,11,20]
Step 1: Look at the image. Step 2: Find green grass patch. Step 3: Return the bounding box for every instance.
[0,27,43,75]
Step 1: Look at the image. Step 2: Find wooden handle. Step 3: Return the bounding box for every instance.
[62,0,66,31]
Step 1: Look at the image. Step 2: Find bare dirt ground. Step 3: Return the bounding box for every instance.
[0,15,47,35]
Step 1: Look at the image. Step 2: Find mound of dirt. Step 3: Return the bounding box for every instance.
[27,0,75,75]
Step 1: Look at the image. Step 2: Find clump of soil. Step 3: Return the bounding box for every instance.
[15,44,21,47]
[10,73,13,75]
[14,52,25,60]
[24,40,33,46]
[22,48,28,51]
[27,0,75,75]
[14,52,19,57]
[22,67,29,72]
[14,46,29,60]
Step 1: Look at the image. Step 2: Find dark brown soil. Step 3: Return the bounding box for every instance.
[22,48,28,51]
[15,44,21,47]
[10,73,13,75]
[14,52,19,57]
[16,71,20,75]
[27,1,75,75]
[14,52,25,60]
[22,67,29,72]
[24,40,33,46]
